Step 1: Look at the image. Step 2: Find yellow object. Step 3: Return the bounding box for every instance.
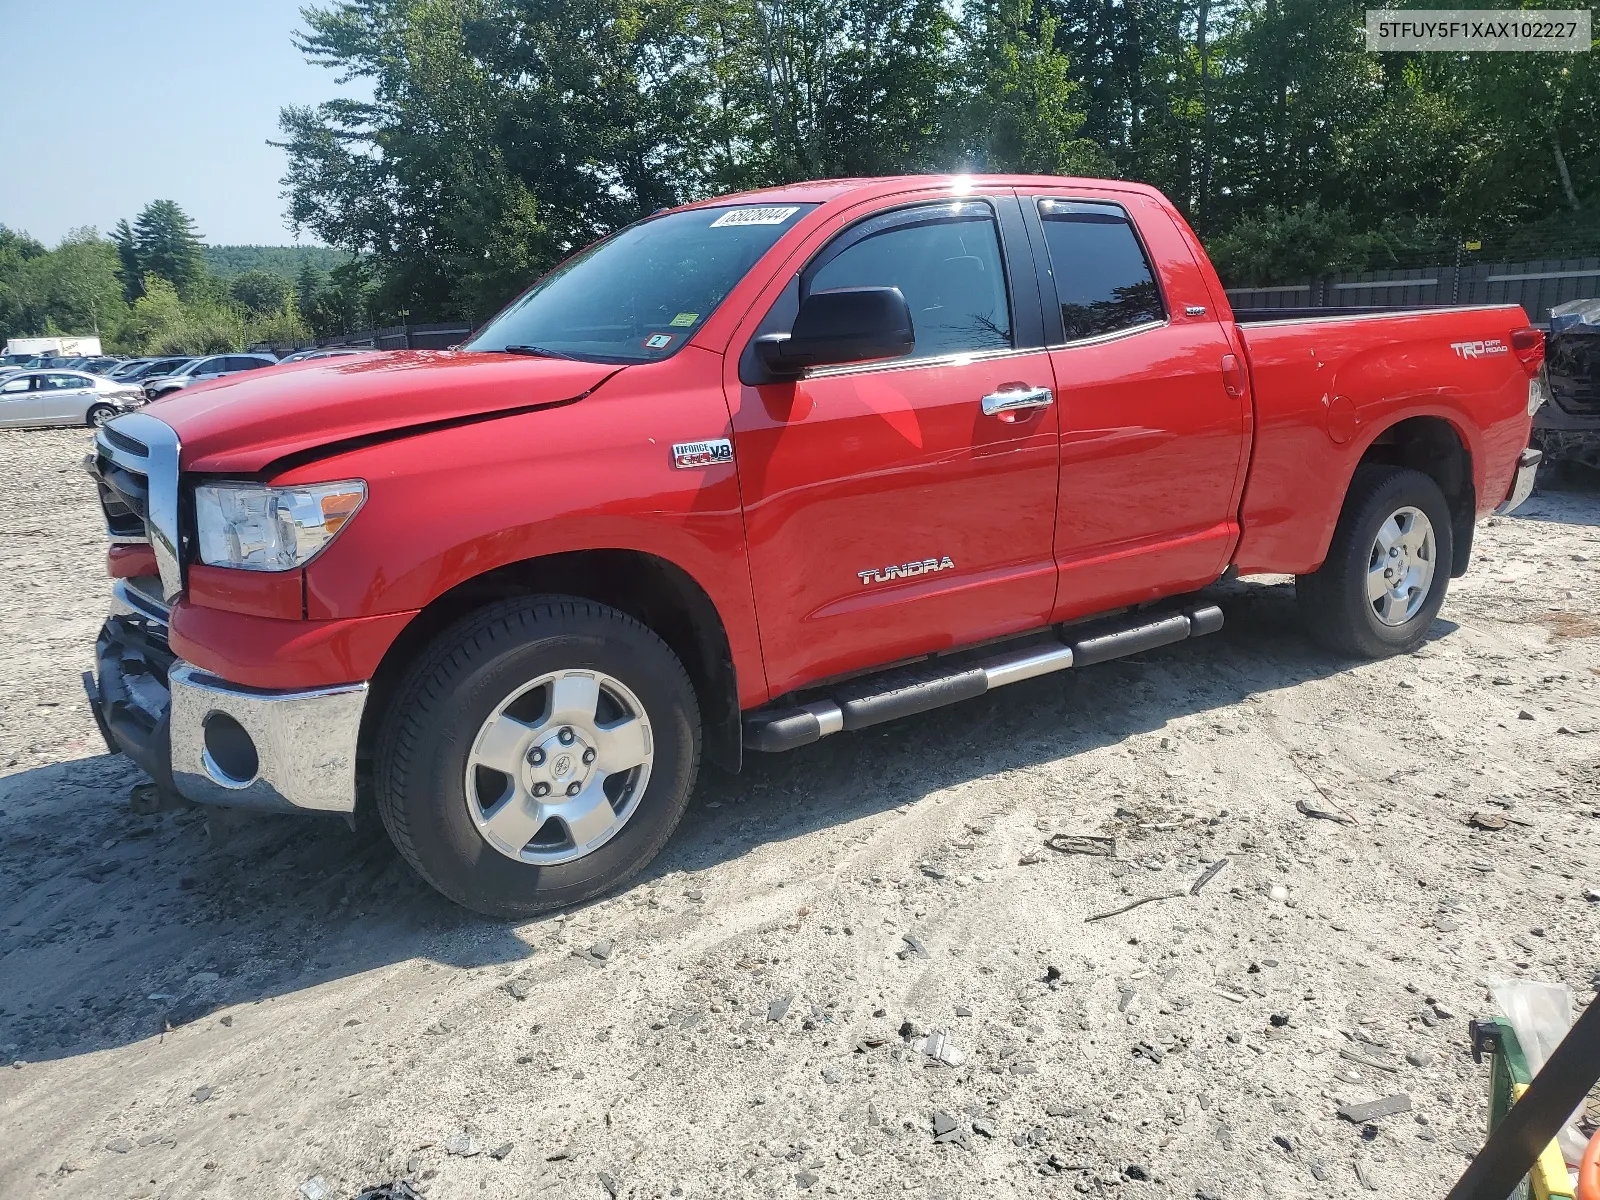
[669,312,699,327]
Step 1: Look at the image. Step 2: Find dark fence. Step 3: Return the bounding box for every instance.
[1227,258,1600,325]
[248,321,474,356]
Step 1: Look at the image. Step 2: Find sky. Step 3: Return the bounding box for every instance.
[0,0,364,247]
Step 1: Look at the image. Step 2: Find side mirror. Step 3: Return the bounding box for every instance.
[755,286,914,377]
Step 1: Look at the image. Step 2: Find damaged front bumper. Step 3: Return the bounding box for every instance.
[87,588,368,815]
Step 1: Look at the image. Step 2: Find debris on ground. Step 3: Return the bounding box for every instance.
[1085,890,1187,922]
[1043,833,1116,857]
[354,1184,423,1200]
[1296,797,1356,825]
[1189,858,1228,894]
[911,1029,966,1066]
[1338,1095,1413,1123]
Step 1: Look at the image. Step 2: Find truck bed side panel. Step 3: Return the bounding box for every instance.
[1232,307,1533,576]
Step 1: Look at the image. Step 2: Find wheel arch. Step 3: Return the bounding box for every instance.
[1352,414,1476,576]
[358,549,743,793]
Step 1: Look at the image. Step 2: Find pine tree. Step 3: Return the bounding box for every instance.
[110,219,145,304]
[132,200,206,297]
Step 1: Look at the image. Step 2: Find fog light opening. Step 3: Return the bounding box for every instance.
[202,712,259,786]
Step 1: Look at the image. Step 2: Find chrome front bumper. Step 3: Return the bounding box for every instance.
[167,665,367,813]
[90,610,368,815]
[1495,447,1542,515]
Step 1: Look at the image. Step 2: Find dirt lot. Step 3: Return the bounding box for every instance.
[1,425,1597,1200]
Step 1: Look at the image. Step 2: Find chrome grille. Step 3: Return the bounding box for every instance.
[93,413,184,601]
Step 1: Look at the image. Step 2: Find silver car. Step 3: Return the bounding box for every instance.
[142,353,277,399]
[0,370,146,428]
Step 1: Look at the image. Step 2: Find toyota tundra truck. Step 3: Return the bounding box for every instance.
[85,175,1546,917]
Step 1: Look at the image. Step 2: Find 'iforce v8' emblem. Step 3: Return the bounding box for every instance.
[672,438,734,468]
[858,557,955,586]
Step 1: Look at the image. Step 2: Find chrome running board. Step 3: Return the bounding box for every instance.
[743,603,1224,752]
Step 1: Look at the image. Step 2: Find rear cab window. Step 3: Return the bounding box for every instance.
[1035,199,1165,343]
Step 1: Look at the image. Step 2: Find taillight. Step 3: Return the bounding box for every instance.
[1510,326,1545,377]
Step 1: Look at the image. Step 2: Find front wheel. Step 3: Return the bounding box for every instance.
[374,597,701,918]
[1296,464,1454,658]
[86,404,116,428]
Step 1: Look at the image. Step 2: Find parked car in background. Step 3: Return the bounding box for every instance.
[141,353,276,399]
[117,356,194,383]
[75,356,124,376]
[106,359,156,379]
[276,347,380,364]
[0,369,144,427]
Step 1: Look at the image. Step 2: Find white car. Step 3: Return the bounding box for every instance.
[0,370,146,428]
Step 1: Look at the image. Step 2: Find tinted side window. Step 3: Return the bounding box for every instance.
[806,204,1012,360]
[1037,201,1165,341]
[41,373,85,390]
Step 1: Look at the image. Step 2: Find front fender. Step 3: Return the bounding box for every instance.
[290,352,769,706]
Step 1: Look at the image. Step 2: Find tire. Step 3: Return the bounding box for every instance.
[86,404,115,428]
[1296,464,1454,658]
[374,597,701,918]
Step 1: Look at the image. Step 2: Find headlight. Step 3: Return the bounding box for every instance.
[1529,373,1548,416]
[195,480,366,571]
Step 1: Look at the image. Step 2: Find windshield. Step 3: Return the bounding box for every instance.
[466,203,817,364]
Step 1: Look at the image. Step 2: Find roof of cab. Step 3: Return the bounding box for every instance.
[673,174,1160,210]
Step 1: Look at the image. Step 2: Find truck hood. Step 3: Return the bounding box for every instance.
[147,350,624,474]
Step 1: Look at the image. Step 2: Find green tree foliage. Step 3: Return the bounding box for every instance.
[111,219,145,303]
[202,244,345,279]
[229,268,293,315]
[0,217,342,354]
[131,200,207,297]
[955,0,1108,175]
[280,0,1600,307]
[277,0,1100,319]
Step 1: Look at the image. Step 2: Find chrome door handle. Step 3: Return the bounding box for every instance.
[981,385,1054,416]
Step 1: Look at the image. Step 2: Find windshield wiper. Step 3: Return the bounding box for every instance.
[501,344,576,360]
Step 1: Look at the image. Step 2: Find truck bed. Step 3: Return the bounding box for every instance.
[1229,304,1538,576]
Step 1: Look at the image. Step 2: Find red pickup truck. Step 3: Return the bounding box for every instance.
[87,175,1545,917]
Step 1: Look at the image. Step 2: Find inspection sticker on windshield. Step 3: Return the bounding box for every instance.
[672,438,734,469]
[709,206,799,228]
[669,312,699,327]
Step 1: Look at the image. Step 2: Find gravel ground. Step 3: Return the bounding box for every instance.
[1,425,1597,1200]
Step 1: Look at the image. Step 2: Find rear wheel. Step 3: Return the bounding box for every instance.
[374,597,701,918]
[1296,465,1454,658]
[86,404,116,427]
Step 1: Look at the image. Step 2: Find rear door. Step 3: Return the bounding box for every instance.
[1024,191,1250,620]
[38,372,95,424]
[726,191,1060,697]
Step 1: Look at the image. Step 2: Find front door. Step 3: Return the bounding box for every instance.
[0,374,39,427]
[727,193,1061,698]
[1025,192,1251,620]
